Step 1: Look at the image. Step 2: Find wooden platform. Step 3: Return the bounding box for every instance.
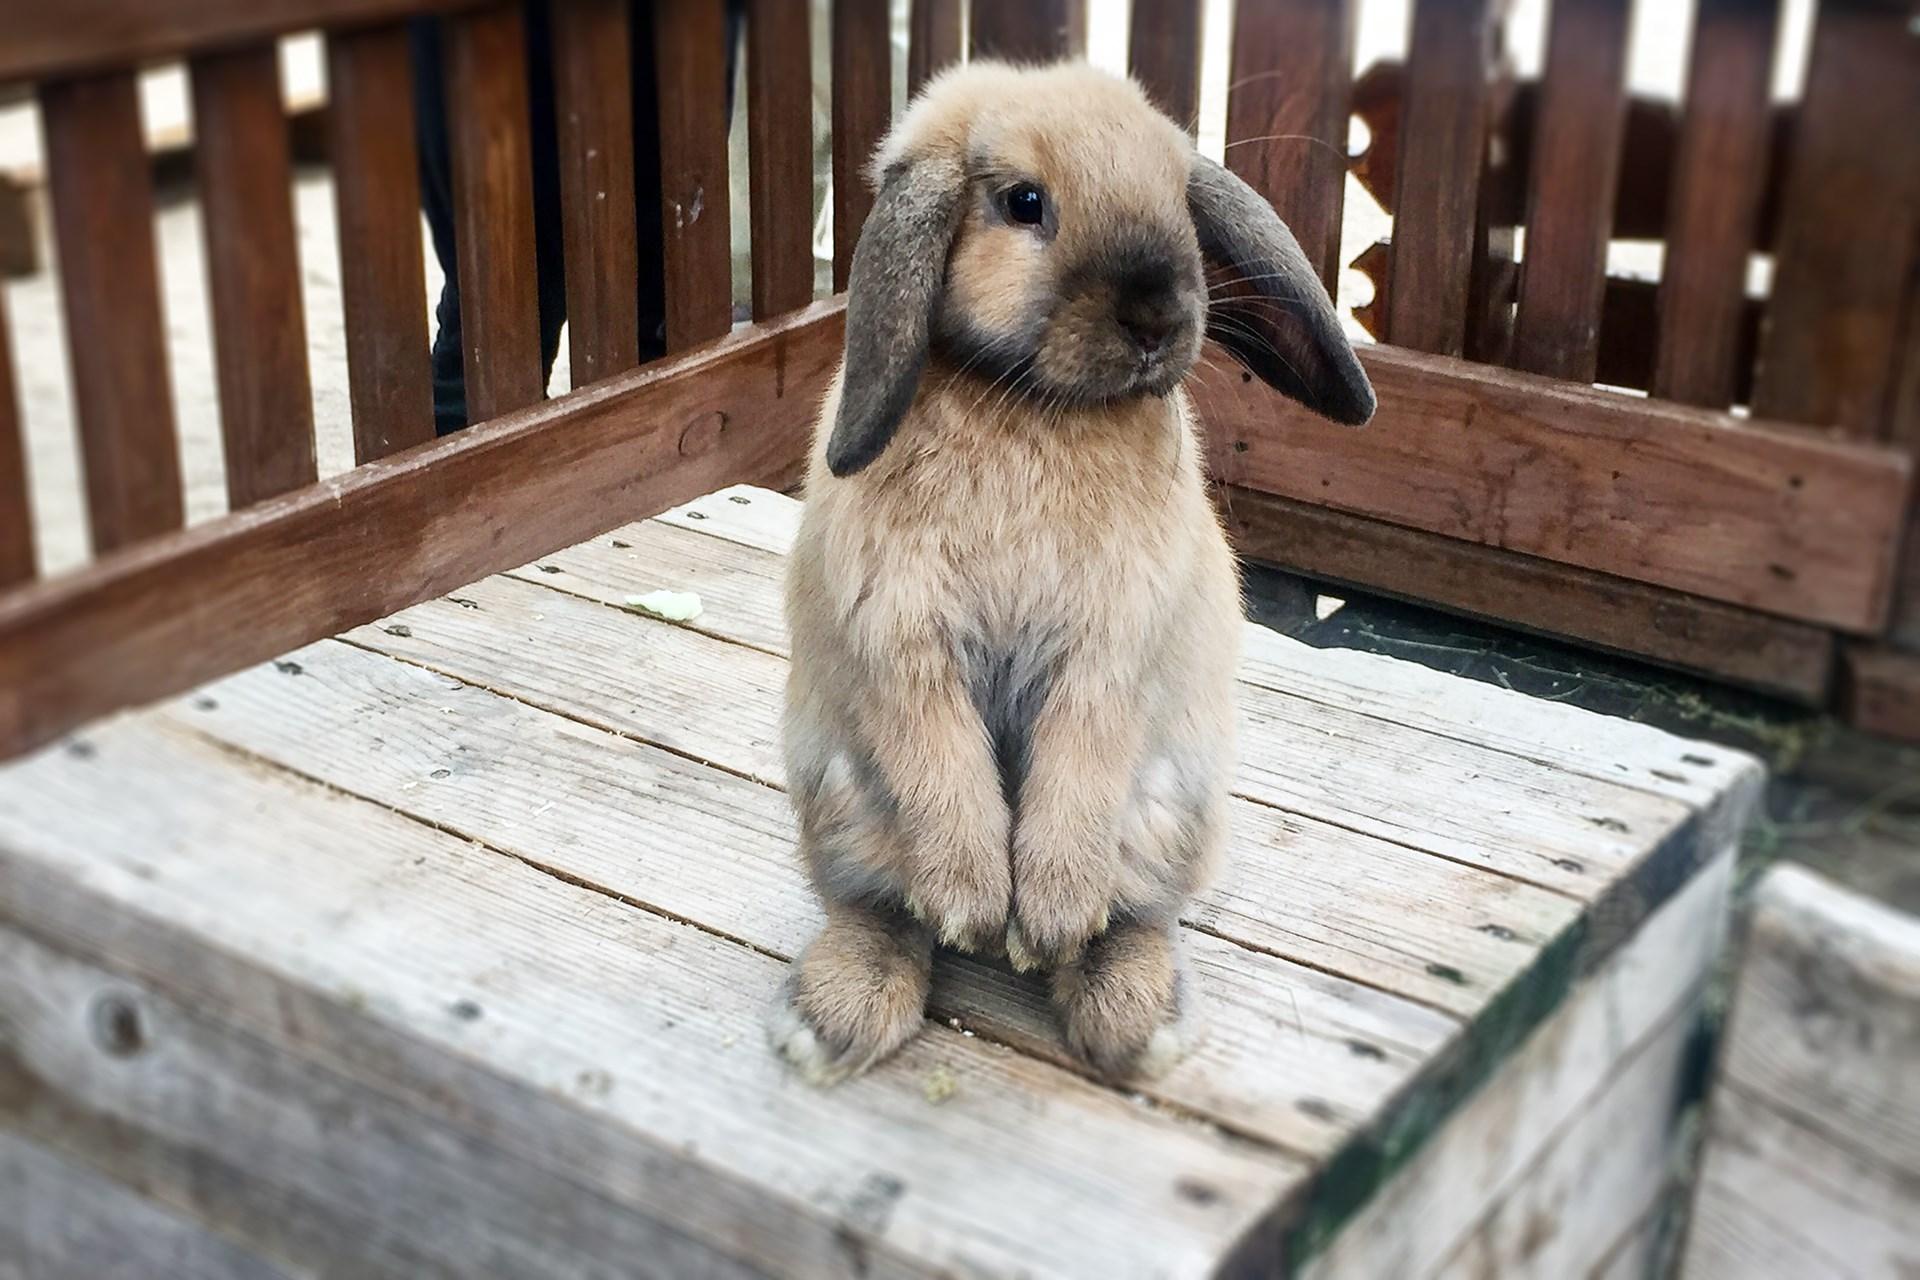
[0,486,1763,1278]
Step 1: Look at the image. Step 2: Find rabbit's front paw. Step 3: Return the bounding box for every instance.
[1005,865,1112,973]
[902,846,1012,953]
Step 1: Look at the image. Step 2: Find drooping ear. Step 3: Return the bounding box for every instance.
[826,154,969,476]
[1187,155,1376,426]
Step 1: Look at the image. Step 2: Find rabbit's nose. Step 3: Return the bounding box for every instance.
[1120,313,1177,355]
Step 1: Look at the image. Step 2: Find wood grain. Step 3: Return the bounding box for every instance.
[39,72,185,556]
[1511,0,1630,382]
[1680,864,1920,1276]
[1220,486,1836,704]
[0,289,32,586]
[906,0,963,98]
[830,0,889,292]
[1652,0,1779,408]
[1842,644,1920,743]
[1224,0,1355,291]
[0,715,1303,1279]
[746,0,815,320]
[444,4,544,420]
[1129,0,1205,132]
[0,302,845,762]
[1752,0,1920,435]
[1194,343,1915,633]
[0,0,486,83]
[550,0,641,384]
[652,0,734,350]
[968,0,1085,61]
[190,43,320,508]
[1384,0,1495,356]
[1295,850,1734,1276]
[326,24,436,462]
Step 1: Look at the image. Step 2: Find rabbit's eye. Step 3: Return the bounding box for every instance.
[1006,183,1045,226]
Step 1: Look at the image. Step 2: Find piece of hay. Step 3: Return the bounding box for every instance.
[922,1065,958,1104]
[622,590,704,623]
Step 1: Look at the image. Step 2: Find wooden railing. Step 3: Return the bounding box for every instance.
[0,0,1916,754]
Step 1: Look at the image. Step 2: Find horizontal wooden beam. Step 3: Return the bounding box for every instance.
[1194,343,1913,635]
[0,303,843,762]
[0,0,481,84]
[1219,486,1834,705]
[1842,644,1920,744]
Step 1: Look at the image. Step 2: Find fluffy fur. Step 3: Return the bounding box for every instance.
[770,61,1373,1084]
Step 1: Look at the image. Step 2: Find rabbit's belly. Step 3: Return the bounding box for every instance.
[954,625,1061,805]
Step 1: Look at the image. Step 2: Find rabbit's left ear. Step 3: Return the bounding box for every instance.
[826,154,969,476]
[1187,155,1376,426]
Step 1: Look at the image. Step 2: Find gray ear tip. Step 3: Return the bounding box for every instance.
[1332,374,1378,427]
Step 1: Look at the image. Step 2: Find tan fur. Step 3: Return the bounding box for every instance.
[772,61,1369,1083]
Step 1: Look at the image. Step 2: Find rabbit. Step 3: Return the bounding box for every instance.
[768,61,1374,1085]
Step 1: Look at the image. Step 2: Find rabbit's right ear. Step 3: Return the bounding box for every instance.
[826,155,968,477]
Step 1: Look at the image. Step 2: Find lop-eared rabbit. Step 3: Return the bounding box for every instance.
[772,61,1374,1084]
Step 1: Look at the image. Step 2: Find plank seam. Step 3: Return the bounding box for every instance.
[1716,1077,1920,1190]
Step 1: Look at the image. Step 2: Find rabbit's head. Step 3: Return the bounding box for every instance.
[826,60,1375,476]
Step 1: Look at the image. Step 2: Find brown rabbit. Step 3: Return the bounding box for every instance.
[769,61,1374,1084]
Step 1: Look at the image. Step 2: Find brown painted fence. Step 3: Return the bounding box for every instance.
[0,0,1915,756]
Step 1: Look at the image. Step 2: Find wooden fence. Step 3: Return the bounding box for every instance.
[0,0,1915,754]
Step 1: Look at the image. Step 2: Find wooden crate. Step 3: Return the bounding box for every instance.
[1678,864,1920,1280]
[0,486,1763,1277]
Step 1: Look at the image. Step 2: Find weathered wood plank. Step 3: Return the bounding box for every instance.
[653,0,735,350]
[1433,994,1695,1279]
[968,0,1085,61]
[1751,0,1920,435]
[1195,346,1915,633]
[1843,644,1920,744]
[0,288,32,587]
[296,606,1574,1015]
[906,0,962,98]
[551,0,642,383]
[0,929,766,1280]
[326,24,437,462]
[746,0,816,320]
[0,717,1304,1278]
[831,0,889,292]
[1223,0,1354,290]
[1293,847,1734,1275]
[1220,486,1836,705]
[1510,0,1629,382]
[0,1131,291,1280]
[1130,0,1205,134]
[190,43,320,508]
[39,71,185,554]
[445,3,544,420]
[0,304,844,763]
[1652,0,1779,408]
[0,0,487,83]
[1384,0,1495,356]
[1681,1084,1920,1279]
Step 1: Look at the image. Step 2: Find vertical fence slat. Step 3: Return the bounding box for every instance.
[1651,0,1779,408]
[907,0,963,98]
[0,290,31,586]
[444,5,543,421]
[747,0,815,319]
[327,25,435,462]
[39,73,184,554]
[652,0,734,350]
[969,0,1085,62]
[1752,0,1920,435]
[190,44,319,508]
[550,0,641,383]
[1385,0,1496,357]
[831,0,889,292]
[1509,0,1630,382]
[1224,0,1355,292]
[1130,0,1205,131]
